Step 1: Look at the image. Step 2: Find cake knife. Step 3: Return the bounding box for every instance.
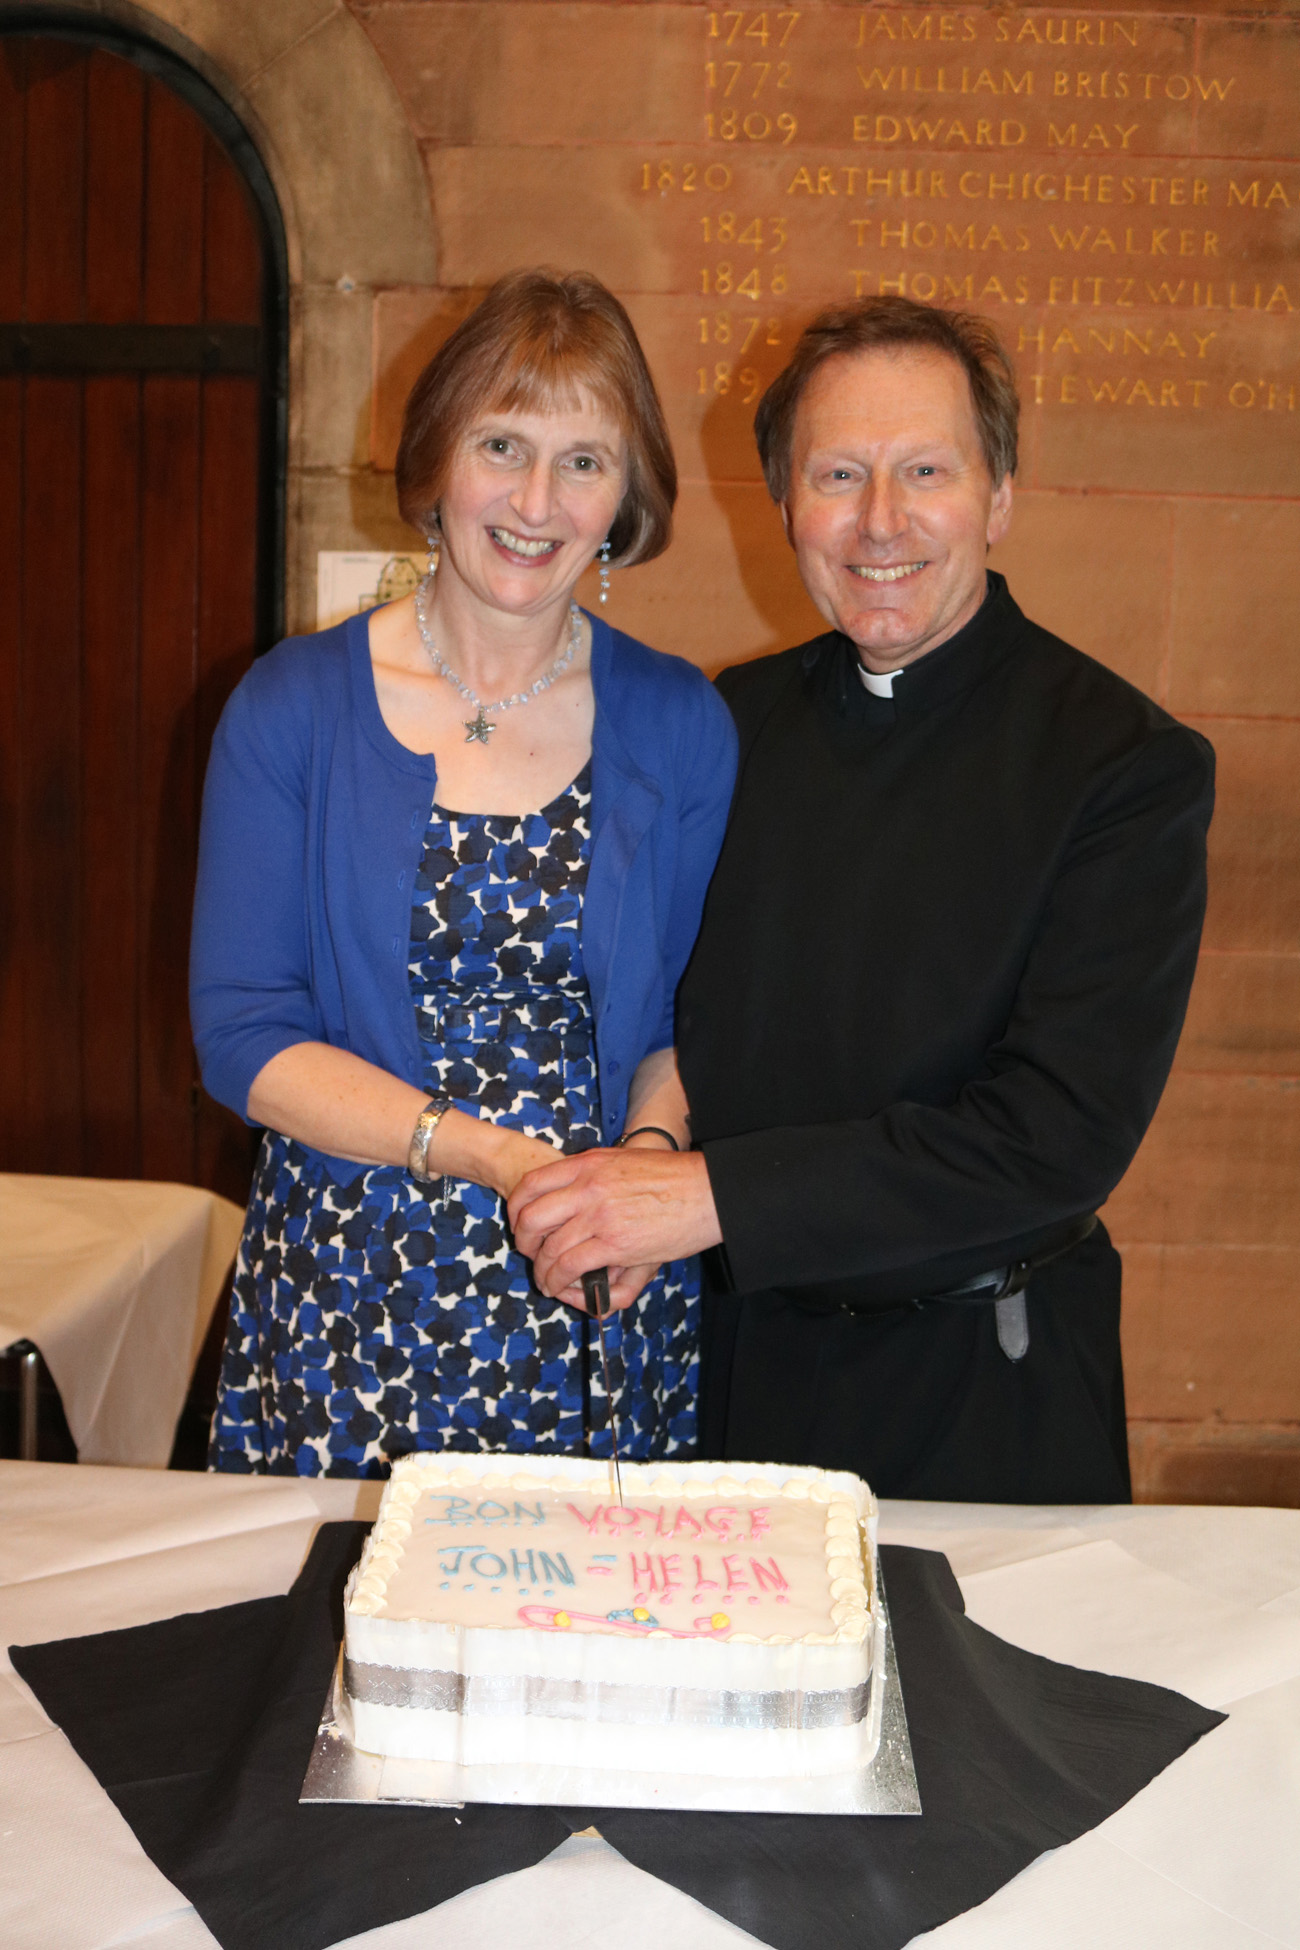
[582,1267,625,1509]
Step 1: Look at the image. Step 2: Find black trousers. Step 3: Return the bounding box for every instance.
[699,1223,1131,1504]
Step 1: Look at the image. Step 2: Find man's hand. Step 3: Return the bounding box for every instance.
[509,1148,723,1300]
[552,1262,659,1315]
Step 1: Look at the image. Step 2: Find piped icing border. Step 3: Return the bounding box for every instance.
[347,1459,874,1648]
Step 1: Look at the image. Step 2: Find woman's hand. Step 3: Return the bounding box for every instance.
[245,1046,562,1201]
[427,1108,559,1201]
[479,1126,561,1202]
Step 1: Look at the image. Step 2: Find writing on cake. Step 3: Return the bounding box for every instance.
[421,1492,790,1634]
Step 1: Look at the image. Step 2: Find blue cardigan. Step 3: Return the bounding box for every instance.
[190,609,738,1180]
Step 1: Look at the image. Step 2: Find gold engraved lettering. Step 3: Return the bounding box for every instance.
[1228,380,1296,410]
[1228,180,1293,208]
[856,64,1032,95]
[1048,123,1139,150]
[858,13,981,45]
[856,268,1029,304]
[1051,374,1209,407]
[851,217,1029,252]
[699,213,788,250]
[639,161,733,192]
[705,108,798,141]
[635,17,1289,431]
[695,359,765,404]
[1000,18,1140,47]
[703,314,783,351]
[704,59,792,99]
[826,167,950,199]
[701,262,785,300]
[707,11,801,48]
[1024,325,1216,360]
[1046,223,1220,257]
[1113,177,1213,207]
[1076,71,1236,103]
[855,113,1025,146]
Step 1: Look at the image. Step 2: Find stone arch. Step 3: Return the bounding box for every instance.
[7,0,436,628]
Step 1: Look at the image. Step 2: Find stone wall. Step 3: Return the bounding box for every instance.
[357,0,1300,1507]
[31,0,1300,1501]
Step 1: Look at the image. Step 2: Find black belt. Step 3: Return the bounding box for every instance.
[838,1214,1099,1364]
[922,1212,1099,1307]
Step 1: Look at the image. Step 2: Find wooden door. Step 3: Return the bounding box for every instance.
[0,31,279,1205]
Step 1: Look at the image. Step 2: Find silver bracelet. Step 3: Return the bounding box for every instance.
[408,1093,452,1185]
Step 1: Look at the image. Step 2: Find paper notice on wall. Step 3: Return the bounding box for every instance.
[316,551,429,631]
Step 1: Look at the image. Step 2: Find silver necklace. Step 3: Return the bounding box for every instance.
[413,563,583,745]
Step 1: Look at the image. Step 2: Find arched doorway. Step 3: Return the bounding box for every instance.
[0,17,286,1204]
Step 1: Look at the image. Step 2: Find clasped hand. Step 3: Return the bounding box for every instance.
[508,1145,722,1313]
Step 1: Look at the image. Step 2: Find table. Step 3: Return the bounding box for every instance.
[2,1462,1298,1950]
[0,1176,244,1467]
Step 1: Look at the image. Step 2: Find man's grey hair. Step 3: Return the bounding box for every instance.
[754,294,1020,498]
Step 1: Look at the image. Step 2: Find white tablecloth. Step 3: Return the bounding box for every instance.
[0,1176,244,1466]
[1,1464,1298,1949]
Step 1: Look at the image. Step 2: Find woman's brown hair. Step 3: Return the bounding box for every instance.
[754,294,1020,500]
[396,269,677,566]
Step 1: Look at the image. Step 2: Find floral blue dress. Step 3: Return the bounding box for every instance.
[209,762,700,1476]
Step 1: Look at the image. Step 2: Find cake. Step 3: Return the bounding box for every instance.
[339,1453,880,1779]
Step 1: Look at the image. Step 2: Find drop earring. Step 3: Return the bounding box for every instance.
[598,538,612,606]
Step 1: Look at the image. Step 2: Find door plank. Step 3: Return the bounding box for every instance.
[138,373,200,1181]
[19,375,83,1169]
[0,376,23,1159]
[82,373,143,1175]
[86,50,144,325]
[0,41,25,317]
[23,44,86,321]
[203,131,261,325]
[195,372,261,1201]
[143,75,204,326]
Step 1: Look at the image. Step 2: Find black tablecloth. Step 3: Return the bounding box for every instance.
[11,1522,1224,1950]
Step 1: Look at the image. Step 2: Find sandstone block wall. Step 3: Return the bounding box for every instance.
[54,0,1293,1501]
[337,0,1300,1503]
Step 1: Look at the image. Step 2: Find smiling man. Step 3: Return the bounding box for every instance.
[511,296,1215,1503]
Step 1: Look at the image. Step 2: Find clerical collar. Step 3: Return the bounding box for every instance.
[849,572,1016,721]
[857,663,903,697]
[802,574,1022,733]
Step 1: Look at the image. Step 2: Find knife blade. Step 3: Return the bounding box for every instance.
[582,1267,624,1509]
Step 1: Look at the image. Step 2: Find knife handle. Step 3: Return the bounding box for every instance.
[582,1269,612,1318]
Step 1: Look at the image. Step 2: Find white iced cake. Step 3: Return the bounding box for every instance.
[340,1453,879,1778]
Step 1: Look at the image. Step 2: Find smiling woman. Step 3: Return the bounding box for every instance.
[189,270,738,1477]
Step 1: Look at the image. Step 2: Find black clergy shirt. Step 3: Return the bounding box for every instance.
[678,574,1215,1500]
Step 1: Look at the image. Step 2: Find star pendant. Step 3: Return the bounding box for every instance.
[463,707,496,744]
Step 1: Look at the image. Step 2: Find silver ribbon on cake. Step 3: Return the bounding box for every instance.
[344,1657,871,1730]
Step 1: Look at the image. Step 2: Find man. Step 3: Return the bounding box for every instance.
[511,296,1214,1503]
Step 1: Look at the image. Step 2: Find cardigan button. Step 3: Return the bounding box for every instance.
[608,1060,620,1076]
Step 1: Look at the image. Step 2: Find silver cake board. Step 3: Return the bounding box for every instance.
[300,1560,920,1818]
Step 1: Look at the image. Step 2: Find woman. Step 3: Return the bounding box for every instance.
[192,269,737,1475]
